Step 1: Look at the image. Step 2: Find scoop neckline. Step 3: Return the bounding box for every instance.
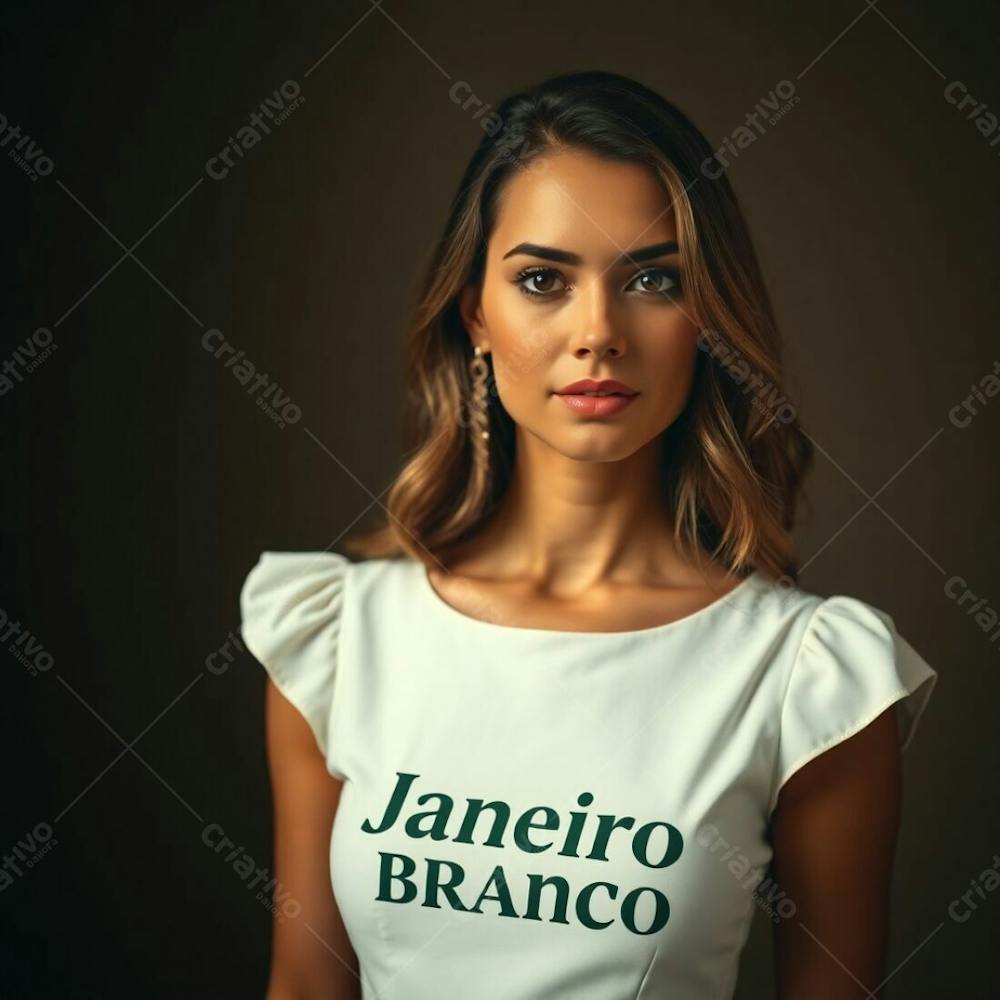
[414,559,761,639]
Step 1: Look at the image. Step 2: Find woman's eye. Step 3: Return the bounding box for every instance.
[628,268,681,296]
[511,266,681,300]
[514,268,566,298]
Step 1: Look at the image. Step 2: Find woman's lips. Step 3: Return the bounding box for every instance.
[555,393,638,417]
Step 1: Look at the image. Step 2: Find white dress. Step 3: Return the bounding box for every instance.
[239,550,938,1000]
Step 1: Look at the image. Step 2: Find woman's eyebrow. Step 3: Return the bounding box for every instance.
[501,240,678,266]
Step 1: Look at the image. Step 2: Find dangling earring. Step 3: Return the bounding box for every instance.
[469,345,491,474]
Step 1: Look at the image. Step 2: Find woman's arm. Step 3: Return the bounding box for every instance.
[264,678,361,1000]
[770,706,902,999]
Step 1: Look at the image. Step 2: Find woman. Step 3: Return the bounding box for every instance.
[240,70,938,999]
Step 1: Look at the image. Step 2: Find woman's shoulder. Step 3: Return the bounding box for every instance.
[764,579,939,814]
[237,550,413,768]
[239,550,350,660]
[240,549,349,621]
[751,574,925,652]
[238,550,416,633]
[239,548,412,586]
[715,571,938,686]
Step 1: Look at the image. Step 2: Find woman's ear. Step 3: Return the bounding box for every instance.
[458,283,489,352]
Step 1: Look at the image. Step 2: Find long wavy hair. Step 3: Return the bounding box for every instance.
[344,70,813,583]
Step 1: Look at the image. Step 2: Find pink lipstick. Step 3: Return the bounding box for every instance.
[553,378,639,417]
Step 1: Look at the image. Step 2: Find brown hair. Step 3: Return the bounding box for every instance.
[344,70,812,583]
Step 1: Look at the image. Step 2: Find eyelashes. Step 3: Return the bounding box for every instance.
[511,265,682,301]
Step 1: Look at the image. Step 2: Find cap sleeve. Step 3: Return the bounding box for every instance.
[770,594,938,814]
[239,551,349,768]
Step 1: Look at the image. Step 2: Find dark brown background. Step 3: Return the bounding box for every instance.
[5,1,998,996]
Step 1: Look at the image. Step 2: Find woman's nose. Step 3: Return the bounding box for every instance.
[567,282,627,360]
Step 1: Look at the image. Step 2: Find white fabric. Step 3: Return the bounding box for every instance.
[240,551,345,768]
[770,594,937,815]
[239,551,938,1000]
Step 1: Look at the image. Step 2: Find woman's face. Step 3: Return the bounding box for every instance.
[460,149,701,463]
